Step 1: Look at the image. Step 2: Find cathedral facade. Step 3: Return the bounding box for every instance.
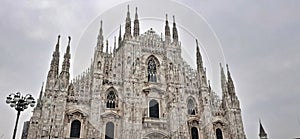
[26,6,247,139]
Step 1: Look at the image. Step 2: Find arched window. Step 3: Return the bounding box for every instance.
[70,120,81,138]
[107,91,116,108]
[149,99,159,118]
[187,98,196,115]
[191,127,199,139]
[216,128,223,139]
[148,58,157,82]
[105,122,114,139]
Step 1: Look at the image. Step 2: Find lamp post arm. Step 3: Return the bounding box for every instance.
[12,110,21,139]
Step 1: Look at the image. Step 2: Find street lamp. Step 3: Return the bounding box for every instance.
[6,92,35,139]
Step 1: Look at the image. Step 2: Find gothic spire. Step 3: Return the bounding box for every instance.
[196,39,203,72]
[259,120,268,139]
[48,35,60,78]
[59,36,71,88]
[226,64,235,94]
[106,40,109,53]
[118,25,122,48]
[220,63,228,109]
[61,36,71,73]
[113,36,116,54]
[220,63,227,93]
[124,5,132,39]
[165,14,171,43]
[36,82,44,108]
[133,7,139,37]
[97,20,104,52]
[172,15,178,43]
[55,35,60,52]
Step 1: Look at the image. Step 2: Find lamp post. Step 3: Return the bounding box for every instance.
[6,92,35,139]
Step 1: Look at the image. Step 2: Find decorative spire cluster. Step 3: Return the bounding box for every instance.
[220,63,240,108]
[46,35,72,89]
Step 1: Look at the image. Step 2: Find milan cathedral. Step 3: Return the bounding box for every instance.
[24,5,247,139]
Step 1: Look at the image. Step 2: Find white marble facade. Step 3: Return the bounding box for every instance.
[26,6,247,139]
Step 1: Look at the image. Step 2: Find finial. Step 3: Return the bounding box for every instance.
[100,20,103,28]
[196,39,199,46]
[166,14,168,21]
[68,36,71,46]
[114,36,117,52]
[135,7,138,19]
[173,15,175,23]
[41,82,44,91]
[106,39,109,53]
[55,35,61,50]
[127,4,130,11]
[226,64,229,72]
[57,35,61,43]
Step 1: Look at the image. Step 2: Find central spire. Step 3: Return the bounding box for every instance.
[124,5,132,40]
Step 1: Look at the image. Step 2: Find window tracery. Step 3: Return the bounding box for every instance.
[147,58,157,82]
[187,98,196,115]
[106,91,116,108]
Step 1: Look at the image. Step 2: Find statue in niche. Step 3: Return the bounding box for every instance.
[97,61,101,70]
[148,59,157,82]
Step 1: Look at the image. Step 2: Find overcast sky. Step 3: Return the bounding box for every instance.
[0,0,299,139]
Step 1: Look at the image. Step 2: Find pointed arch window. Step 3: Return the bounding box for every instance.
[70,120,81,138]
[149,99,159,118]
[107,91,116,108]
[191,127,199,139]
[105,122,114,139]
[216,128,223,139]
[187,98,196,115]
[148,58,157,82]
